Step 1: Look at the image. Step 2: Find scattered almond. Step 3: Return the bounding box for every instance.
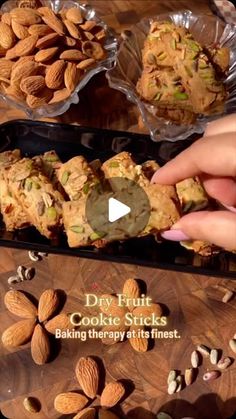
[4,83,25,100]
[64,19,81,39]
[45,312,72,334]
[63,35,77,47]
[75,356,99,399]
[11,19,29,39]
[45,59,66,89]
[10,8,41,26]
[0,59,14,79]
[38,288,60,322]
[36,32,60,49]
[77,58,95,70]
[1,13,12,26]
[101,381,125,408]
[12,55,34,70]
[35,46,59,62]
[48,87,70,104]
[54,392,88,414]
[4,289,37,318]
[80,21,97,32]
[100,294,128,317]
[28,23,53,36]
[66,8,83,25]
[11,60,38,86]
[73,407,96,419]
[60,49,86,61]
[123,278,141,307]
[14,34,38,56]
[2,318,36,347]
[0,22,15,49]
[20,74,45,95]
[64,62,80,92]
[129,325,148,353]
[31,323,50,365]
[41,9,65,36]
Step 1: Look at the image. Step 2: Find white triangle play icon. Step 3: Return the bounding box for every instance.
[108,197,131,223]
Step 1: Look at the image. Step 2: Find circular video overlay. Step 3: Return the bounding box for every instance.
[86,177,151,242]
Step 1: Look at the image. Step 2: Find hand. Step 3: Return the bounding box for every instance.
[151,115,236,250]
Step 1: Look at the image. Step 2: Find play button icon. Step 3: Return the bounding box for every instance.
[85,177,151,242]
[108,198,131,223]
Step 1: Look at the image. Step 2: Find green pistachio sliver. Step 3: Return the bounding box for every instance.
[46,206,57,221]
[61,171,70,186]
[158,52,167,61]
[25,178,32,192]
[147,52,157,65]
[90,231,106,241]
[83,183,90,195]
[154,92,162,101]
[187,40,200,52]
[171,38,176,50]
[184,65,193,77]
[33,181,41,189]
[109,161,119,168]
[174,92,189,100]
[70,225,84,233]
[199,60,208,69]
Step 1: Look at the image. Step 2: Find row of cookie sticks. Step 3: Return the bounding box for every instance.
[0,148,210,252]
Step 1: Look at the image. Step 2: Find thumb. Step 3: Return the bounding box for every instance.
[161,211,236,250]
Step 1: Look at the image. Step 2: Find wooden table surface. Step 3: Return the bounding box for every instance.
[0,1,236,419]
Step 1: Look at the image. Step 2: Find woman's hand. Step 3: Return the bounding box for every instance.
[151,115,236,250]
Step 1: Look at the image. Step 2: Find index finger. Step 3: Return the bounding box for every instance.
[151,133,236,185]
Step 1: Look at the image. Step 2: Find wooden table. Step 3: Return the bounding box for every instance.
[0,1,236,419]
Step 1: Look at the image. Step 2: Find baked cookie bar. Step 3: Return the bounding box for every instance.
[206,47,230,75]
[34,150,65,196]
[180,240,220,256]
[7,158,64,239]
[57,156,100,201]
[176,177,209,213]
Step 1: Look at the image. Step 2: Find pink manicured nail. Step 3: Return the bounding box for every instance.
[161,229,191,241]
[222,204,236,213]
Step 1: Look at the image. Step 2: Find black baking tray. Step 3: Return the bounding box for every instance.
[0,120,235,278]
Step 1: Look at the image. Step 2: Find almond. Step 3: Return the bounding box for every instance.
[48,87,70,104]
[132,303,162,318]
[11,60,38,86]
[77,58,95,70]
[1,13,11,26]
[0,22,15,49]
[62,36,77,47]
[5,46,18,60]
[123,278,140,310]
[99,294,128,317]
[100,382,125,408]
[31,324,50,365]
[98,410,120,419]
[10,8,41,26]
[37,7,51,16]
[64,62,80,92]
[45,312,73,334]
[0,59,14,79]
[41,10,65,36]
[12,55,34,70]
[36,32,60,49]
[20,75,45,95]
[60,49,86,61]
[0,46,7,57]
[80,21,97,32]
[14,34,38,57]
[66,8,83,25]
[129,325,148,353]
[73,407,96,419]
[35,46,59,62]
[64,19,81,39]
[2,318,36,347]
[4,290,37,318]
[83,31,95,41]
[28,23,53,36]
[45,59,66,89]
[75,356,99,399]
[11,20,29,39]
[26,87,52,108]
[4,83,26,100]
[101,321,128,345]
[38,288,60,322]
[54,392,88,414]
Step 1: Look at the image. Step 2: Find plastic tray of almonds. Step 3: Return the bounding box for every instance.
[107,10,236,141]
[0,0,117,118]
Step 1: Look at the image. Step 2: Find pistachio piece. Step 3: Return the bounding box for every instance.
[33,181,41,189]
[154,92,162,101]
[158,52,167,61]
[188,40,200,52]
[171,39,176,50]
[44,155,59,163]
[25,178,33,192]
[90,231,106,241]
[61,170,70,185]
[174,92,189,100]
[199,60,208,69]
[109,161,119,168]
[46,206,57,221]
[70,226,85,233]
[83,183,90,195]
[147,52,156,65]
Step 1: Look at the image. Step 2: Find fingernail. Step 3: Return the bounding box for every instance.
[222,204,236,213]
[161,229,191,241]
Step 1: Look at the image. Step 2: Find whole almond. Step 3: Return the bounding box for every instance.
[36,32,60,49]
[99,294,128,317]
[38,288,60,322]
[28,23,53,36]
[80,21,97,32]
[84,31,95,41]
[12,55,34,70]
[14,34,38,57]
[98,410,120,419]
[132,303,162,318]
[11,20,29,39]
[101,320,128,345]
[66,8,83,24]
[123,278,140,306]
[75,356,99,398]
[20,75,45,95]
[4,290,37,318]
[100,382,125,408]
[1,13,11,26]
[11,60,38,86]
[63,35,77,47]
[0,59,14,79]
[37,7,51,16]
[0,22,15,49]
[60,49,86,61]
[42,10,65,36]
[4,83,26,100]
[45,312,73,334]
[49,87,70,104]
[5,46,18,60]
[2,318,36,347]
[35,46,59,63]
[64,62,80,92]
[184,368,194,386]
[10,8,41,26]
[54,392,88,414]
[203,370,221,381]
[73,407,96,419]
[64,19,81,39]
[129,325,148,353]
[31,324,50,365]
[26,87,53,108]
[45,59,66,89]
[77,58,95,70]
